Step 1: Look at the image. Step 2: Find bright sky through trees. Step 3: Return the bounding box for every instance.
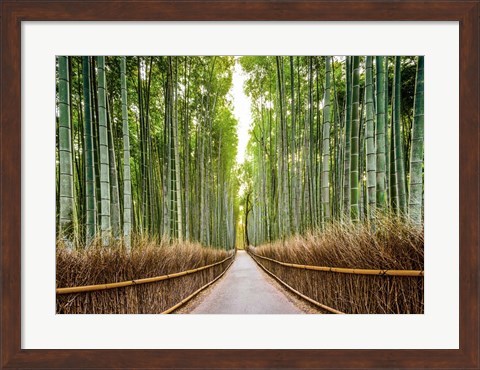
[231,57,252,165]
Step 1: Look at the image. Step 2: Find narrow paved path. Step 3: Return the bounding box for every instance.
[190,250,303,314]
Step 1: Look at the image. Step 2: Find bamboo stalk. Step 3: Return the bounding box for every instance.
[57,254,235,294]
[249,251,423,277]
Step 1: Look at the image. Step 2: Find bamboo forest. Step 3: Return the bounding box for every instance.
[56,56,424,314]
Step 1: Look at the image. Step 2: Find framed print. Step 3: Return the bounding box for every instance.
[1,1,479,369]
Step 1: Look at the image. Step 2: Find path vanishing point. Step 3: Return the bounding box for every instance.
[189,250,304,314]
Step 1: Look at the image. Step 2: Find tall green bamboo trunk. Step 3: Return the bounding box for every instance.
[90,60,102,230]
[199,112,206,244]
[408,56,424,224]
[321,56,331,223]
[82,57,96,246]
[58,56,76,244]
[365,56,376,221]
[358,92,366,222]
[275,56,290,237]
[331,61,342,219]
[169,60,177,238]
[275,57,283,237]
[183,57,191,240]
[215,135,223,246]
[289,56,299,233]
[393,57,407,215]
[384,57,391,209]
[308,57,317,228]
[120,57,132,248]
[107,98,121,239]
[375,56,387,210]
[295,61,302,233]
[261,108,269,241]
[172,58,183,240]
[389,107,397,211]
[96,56,111,245]
[316,65,323,224]
[385,57,390,208]
[349,56,360,221]
[193,123,200,241]
[137,57,149,234]
[302,122,310,231]
[74,59,86,237]
[343,56,352,220]
[281,58,290,235]
[143,58,155,234]
[163,62,172,239]
[260,124,268,242]
[268,77,275,240]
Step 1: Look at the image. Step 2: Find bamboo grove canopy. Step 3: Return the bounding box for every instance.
[56,56,238,249]
[56,56,423,248]
[239,56,423,246]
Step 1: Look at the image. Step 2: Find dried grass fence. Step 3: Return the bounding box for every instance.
[248,216,424,314]
[56,237,235,314]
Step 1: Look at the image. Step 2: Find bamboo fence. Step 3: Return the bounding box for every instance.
[248,249,424,314]
[249,251,424,277]
[56,252,235,314]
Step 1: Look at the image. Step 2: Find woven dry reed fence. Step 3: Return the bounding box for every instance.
[248,217,424,314]
[248,249,423,314]
[250,252,424,314]
[249,251,423,313]
[56,243,234,314]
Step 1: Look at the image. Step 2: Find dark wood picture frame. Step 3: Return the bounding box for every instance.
[1,1,478,368]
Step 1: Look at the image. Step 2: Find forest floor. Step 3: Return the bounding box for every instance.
[176,250,321,314]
